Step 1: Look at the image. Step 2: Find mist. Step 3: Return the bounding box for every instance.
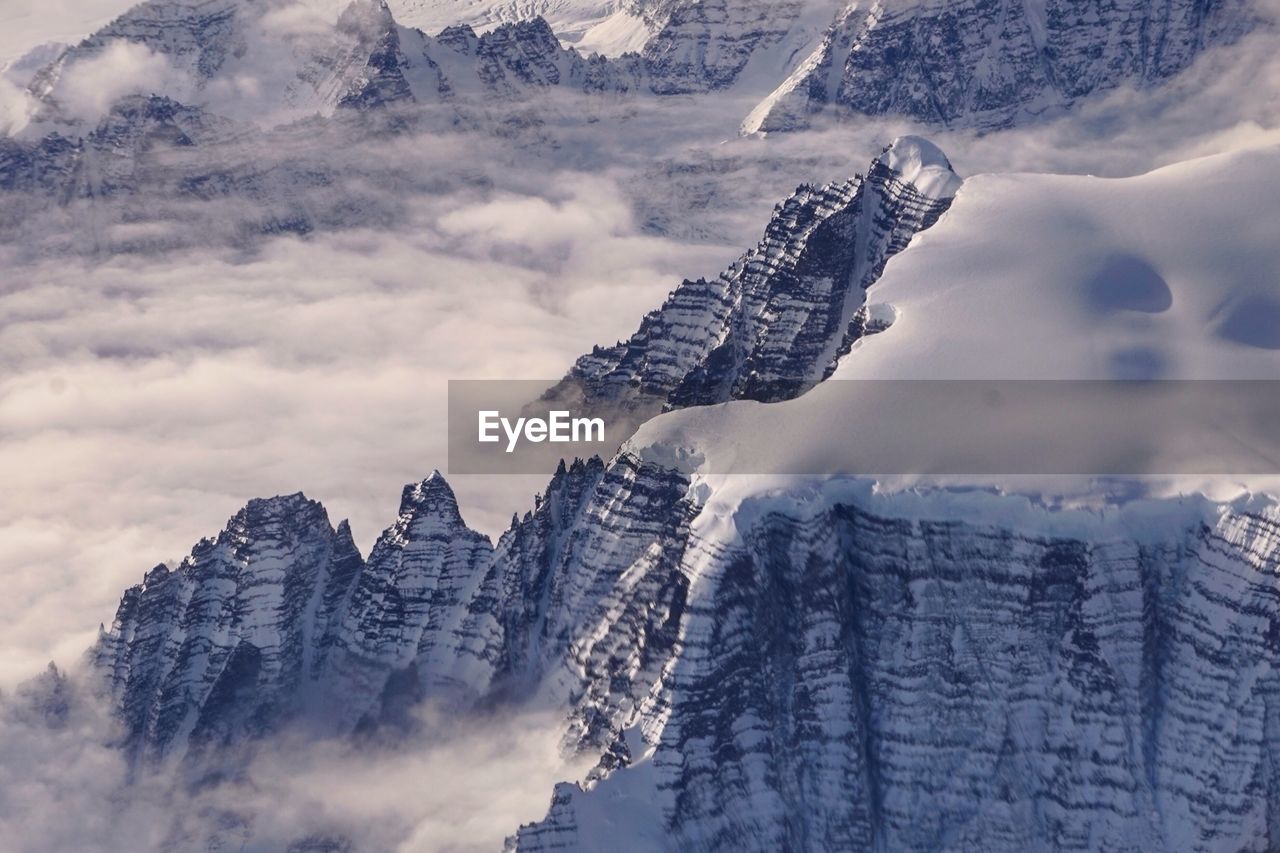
[0,8,1278,849]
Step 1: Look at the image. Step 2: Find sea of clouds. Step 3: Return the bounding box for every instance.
[0,6,1279,849]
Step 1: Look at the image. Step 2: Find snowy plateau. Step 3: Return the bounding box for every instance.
[1,0,1280,852]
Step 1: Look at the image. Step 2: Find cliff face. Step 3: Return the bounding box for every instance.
[91,454,1280,852]
[91,459,700,762]
[513,479,1280,853]
[641,0,807,94]
[91,494,365,763]
[550,136,961,417]
[744,0,1261,133]
[77,125,1280,852]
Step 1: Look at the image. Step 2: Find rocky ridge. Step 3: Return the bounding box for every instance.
[744,0,1262,133]
[90,453,1280,852]
[547,135,961,416]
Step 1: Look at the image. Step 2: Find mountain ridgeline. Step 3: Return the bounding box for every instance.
[547,135,961,416]
[0,0,1260,254]
[93,453,1280,851]
[83,136,1280,851]
[3,0,1263,138]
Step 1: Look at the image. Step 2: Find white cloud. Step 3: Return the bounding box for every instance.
[0,73,29,134]
[0,17,1277,849]
[0,156,730,689]
[1,21,1279,688]
[0,677,588,852]
[51,39,190,122]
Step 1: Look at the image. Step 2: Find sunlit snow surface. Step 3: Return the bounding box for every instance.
[630,142,1280,502]
[387,0,654,53]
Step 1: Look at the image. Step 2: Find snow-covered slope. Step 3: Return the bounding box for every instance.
[640,0,825,95]
[618,143,1280,487]
[836,144,1280,381]
[745,0,1263,133]
[385,0,659,55]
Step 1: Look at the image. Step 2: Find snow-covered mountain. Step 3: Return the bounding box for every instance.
[509,142,1280,850]
[385,0,662,55]
[94,138,958,765]
[18,0,649,134]
[548,135,960,417]
[512,477,1280,852]
[744,0,1262,133]
[93,457,698,765]
[3,0,1262,140]
[81,138,1280,851]
[92,455,1280,851]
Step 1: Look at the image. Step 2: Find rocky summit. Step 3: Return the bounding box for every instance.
[549,135,961,416]
[743,0,1260,132]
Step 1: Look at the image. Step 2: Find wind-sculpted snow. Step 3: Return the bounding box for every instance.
[547,135,960,416]
[745,0,1262,133]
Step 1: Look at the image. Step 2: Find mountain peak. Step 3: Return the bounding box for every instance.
[397,472,465,522]
[229,493,327,532]
[879,135,962,199]
[549,137,961,412]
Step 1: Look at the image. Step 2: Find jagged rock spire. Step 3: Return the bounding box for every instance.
[547,136,962,415]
